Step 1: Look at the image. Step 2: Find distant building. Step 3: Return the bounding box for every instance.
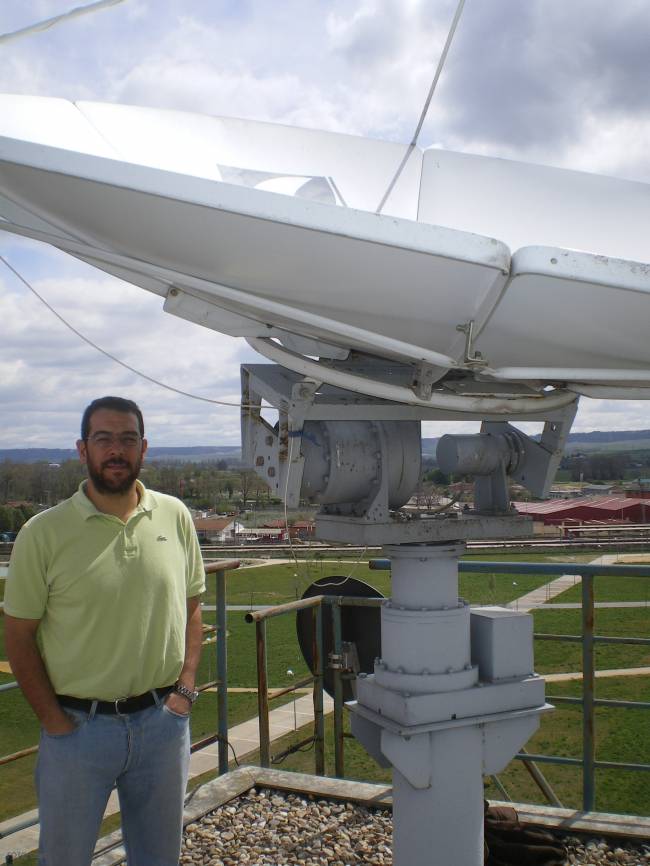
[262,519,315,540]
[237,526,288,543]
[583,483,615,496]
[193,516,243,543]
[514,496,650,526]
[548,486,585,499]
[293,520,315,540]
[625,481,650,499]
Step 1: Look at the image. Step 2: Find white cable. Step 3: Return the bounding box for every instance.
[375,0,468,214]
[247,336,577,414]
[283,433,301,573]
[0,0,127,46]
[0,254,251,409]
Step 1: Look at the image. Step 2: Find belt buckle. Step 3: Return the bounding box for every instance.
[114,696,128,715]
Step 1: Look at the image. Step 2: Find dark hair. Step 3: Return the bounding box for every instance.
[81,396,145,440]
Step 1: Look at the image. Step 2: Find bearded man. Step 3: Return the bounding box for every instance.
[4,396,205,866]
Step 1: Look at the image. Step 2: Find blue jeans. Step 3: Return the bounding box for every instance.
[35,696,190,866]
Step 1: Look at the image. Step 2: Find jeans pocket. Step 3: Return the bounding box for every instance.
[42,711,87,738]
[161,703,190,720]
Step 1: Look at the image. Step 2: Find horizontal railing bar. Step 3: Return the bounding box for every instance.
[0,744,38,767]
[516,753,583,767]
[369,559,650,577]
[190,732,220,753]
[548,696,650,710]
[322,596,384,608]
[0,680,19,693]
[535,633,650,646]
[245,595,324,622]
[204,560,240,574]
[463,561,650,577]
[269,676,315,701]
[516,753,650,773]
[594,635,650,646]
[593,760,650,772]
[0,813,39,839]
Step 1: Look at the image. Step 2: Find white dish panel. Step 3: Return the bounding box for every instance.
[0,95,649,392]
[0,138,508,366]
[420,148,650,264]
[0,94,117,158]
[76,101,422,219]
[476,246,650,371]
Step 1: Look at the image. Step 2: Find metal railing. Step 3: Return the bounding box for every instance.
[0,559,238,844]
[245,597,326,773]
[457,560,650,811]
[247,559,650,813]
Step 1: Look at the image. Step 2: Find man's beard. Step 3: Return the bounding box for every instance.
[86,454,142,495]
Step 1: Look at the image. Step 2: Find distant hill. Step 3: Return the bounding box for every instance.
[563,430,650,454]
[0,446,242,464]
[4,429,650,464]
[422,429,650,459]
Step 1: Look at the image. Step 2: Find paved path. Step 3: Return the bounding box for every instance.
[507,552,650,612]
[545,666,650,683]
[507,572,582,611]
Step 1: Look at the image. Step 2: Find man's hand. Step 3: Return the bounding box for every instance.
[164,690,192,716]
[42,711,77,736]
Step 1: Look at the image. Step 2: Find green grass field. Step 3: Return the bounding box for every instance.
[552,573,650,604]
[2,550,649,854]
[533,607,650,673]
[202,552,586,609]
[243,674,650,819]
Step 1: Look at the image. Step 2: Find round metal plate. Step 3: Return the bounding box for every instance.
[296,575,384,700]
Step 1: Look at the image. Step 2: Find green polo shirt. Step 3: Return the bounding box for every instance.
[5,481,205,701]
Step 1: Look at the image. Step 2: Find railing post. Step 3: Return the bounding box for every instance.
[216,567,228,775]
[256,619,271,767]
[313,603,325,775]
[332,600,345,777]
[581,573,596,811]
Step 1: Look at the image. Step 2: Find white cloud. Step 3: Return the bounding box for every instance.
[0,0,649,448]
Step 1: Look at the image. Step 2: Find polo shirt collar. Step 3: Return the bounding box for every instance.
[72,479,157,520]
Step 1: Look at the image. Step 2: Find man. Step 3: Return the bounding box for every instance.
[4,396,205,866]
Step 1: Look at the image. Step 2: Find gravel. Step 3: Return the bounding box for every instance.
[180,788,650,866]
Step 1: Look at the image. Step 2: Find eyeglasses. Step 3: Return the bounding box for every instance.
[87,433,142,449]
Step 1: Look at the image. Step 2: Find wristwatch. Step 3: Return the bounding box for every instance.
[174,682,199,704]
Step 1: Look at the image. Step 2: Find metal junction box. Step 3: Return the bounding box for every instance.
[470,607,534,682]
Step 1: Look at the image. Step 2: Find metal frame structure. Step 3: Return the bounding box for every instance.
[247,559,650,814]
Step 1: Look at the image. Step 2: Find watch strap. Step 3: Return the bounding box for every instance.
[174,682,199,704]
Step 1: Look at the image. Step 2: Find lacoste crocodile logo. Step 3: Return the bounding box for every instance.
[157,535,168,542]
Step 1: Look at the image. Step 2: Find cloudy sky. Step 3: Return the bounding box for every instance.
[1,0,650,447]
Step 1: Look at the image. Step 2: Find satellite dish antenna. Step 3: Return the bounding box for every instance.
[1,94,648,866]
[296,575,383,702]
[1,96,649,404]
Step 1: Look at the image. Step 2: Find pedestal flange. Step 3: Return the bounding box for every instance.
[348,696,552,739]
[315,512,532,545]
[355,672,546,727]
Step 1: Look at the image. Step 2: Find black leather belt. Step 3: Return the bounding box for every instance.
[57,685,174,715]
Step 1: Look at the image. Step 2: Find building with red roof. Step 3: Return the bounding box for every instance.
[514,496,650,526]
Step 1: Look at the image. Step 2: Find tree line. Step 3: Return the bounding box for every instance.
[0,459,277,514]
